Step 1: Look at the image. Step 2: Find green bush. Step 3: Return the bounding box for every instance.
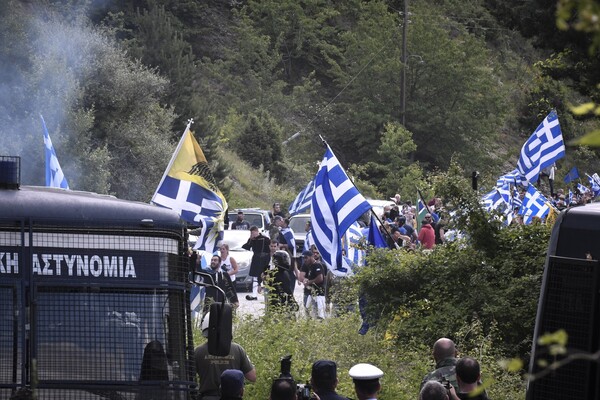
[193,306,524,399]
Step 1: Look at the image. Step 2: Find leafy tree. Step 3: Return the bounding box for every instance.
[0,2,177,201]
[236,110,286,181]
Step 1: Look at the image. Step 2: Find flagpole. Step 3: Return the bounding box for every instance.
[416,187,432,214]
[151,119,194,203]
[318,135,398,248]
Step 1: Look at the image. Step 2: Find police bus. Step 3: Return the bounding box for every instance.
[0,156,196,400]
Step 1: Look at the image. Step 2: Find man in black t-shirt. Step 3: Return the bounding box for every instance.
[299,250,326,319]
[231,211,251,230]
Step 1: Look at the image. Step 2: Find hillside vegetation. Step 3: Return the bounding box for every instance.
[0,0,599,203]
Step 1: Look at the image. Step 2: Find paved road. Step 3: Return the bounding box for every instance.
[236,281,304,317]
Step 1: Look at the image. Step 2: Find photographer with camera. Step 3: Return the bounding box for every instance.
[276,356,322,400]
[310,360,350,400]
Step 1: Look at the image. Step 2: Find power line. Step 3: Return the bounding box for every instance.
[283,37,394,146]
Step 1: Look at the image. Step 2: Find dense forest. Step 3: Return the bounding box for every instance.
[0,0,599,203]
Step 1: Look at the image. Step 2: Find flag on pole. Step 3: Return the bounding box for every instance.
[517,111,566,183]
[519,184,552,224]
[288,178,315,215]
[41,115,69,189]
[416,196,428,231]
[152,121,227,253]
[367,215,387,249]
[311,143,371,271]
[563,166,579,183]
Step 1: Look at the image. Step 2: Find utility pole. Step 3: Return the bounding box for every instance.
[400,0,409,126]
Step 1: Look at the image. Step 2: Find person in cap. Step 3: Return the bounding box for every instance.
[311,360,350,400]
[220,369,245,400]
[349,363,384,400]
[194,313,256,400]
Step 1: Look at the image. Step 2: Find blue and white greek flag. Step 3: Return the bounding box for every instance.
[311,144,371,271]
[496,169,526,188]
[152,121,227,253]
[577,183,589,194]
[568,189,574,205]
[517,111,565,183]
[482,189,503,212]
[343,221,365,269]
[512,187,522,210]
[41,115,69,189]
[289,178,315,215]
[519,184,551,224]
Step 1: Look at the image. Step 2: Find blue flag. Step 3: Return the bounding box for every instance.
[289,178,315,215]
[367,215,387,249]
[310,144,371,271]
[152,121,227,253]
[517,111,565,183]
[41,115,69,189]
[563,166,579,183]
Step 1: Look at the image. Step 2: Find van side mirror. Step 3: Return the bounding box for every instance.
[189,271,216,287]
[189,271,232,356]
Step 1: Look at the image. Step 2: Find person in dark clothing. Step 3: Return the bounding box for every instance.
[203,255,238,315]
[454,357,489,400]
[231,211,251,230]
[421,338,458,391]
[220,369,245,400]
[264,250,298,315]
[311,360,350,400]
[137,340,170,400]
[241,226,271,300]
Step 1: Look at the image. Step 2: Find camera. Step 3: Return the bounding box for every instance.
[440,377,452,394]
[296,383,313,400]
[278,355,315,400]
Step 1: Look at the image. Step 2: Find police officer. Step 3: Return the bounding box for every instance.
[310,360,350,400]
[348,363,384,400]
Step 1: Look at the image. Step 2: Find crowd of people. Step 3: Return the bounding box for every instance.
[193,325,487,400]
